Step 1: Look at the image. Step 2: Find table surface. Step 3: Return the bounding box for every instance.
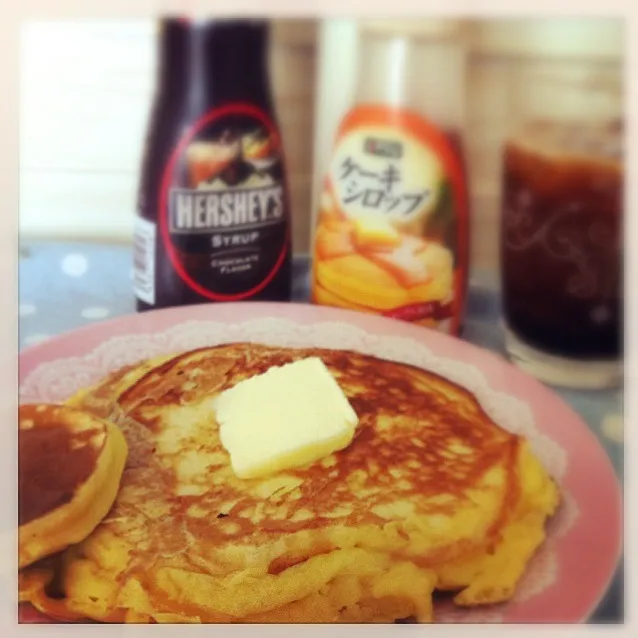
[18,240,624,624]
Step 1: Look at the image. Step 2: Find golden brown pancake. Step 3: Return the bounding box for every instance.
[19,404,128,569]
[18,344,559,623]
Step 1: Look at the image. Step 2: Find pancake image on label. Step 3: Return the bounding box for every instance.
[19,404,128,569]
[313,211,455,316]
[18,344,559,623]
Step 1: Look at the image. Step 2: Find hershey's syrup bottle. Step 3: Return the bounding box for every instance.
[134,18,292,311]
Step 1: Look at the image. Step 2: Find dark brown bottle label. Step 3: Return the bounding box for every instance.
[155,103,289,302]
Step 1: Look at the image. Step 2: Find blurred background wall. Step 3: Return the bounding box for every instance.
[19,18,623,273]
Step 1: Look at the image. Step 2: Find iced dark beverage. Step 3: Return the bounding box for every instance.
[501,120,623,386]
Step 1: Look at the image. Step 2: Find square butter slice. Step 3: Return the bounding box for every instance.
[213,357,359,479]
[352,215,401,249]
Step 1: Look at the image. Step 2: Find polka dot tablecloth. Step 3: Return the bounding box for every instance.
[17,239,623,623]
[19,242,133,346]
[18,241,311,347]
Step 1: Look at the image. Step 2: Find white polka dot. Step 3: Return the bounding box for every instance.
[24,333,50,346]
[602,413,623,444]
[81,307,110,320]
[19,303,36,316]
[61,253,88,277]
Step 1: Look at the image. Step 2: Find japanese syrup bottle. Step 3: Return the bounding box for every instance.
[134,18,292,311]
[311,20,470,335]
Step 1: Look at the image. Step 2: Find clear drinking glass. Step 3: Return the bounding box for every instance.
[500,64,623,389]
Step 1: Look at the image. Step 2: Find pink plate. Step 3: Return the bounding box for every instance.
[18,302,622,624]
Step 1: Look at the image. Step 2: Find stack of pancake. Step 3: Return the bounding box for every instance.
[18,343,560,623]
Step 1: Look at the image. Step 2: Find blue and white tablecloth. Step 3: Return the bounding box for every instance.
[18,240,623,623]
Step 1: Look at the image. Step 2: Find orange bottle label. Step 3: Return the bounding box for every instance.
[311,105,469,335]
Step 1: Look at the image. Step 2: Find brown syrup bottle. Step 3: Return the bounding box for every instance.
[135,18,292,311]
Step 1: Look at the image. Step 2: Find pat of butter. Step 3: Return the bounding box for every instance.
[353,215,401,249]
[213,357,359,479]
